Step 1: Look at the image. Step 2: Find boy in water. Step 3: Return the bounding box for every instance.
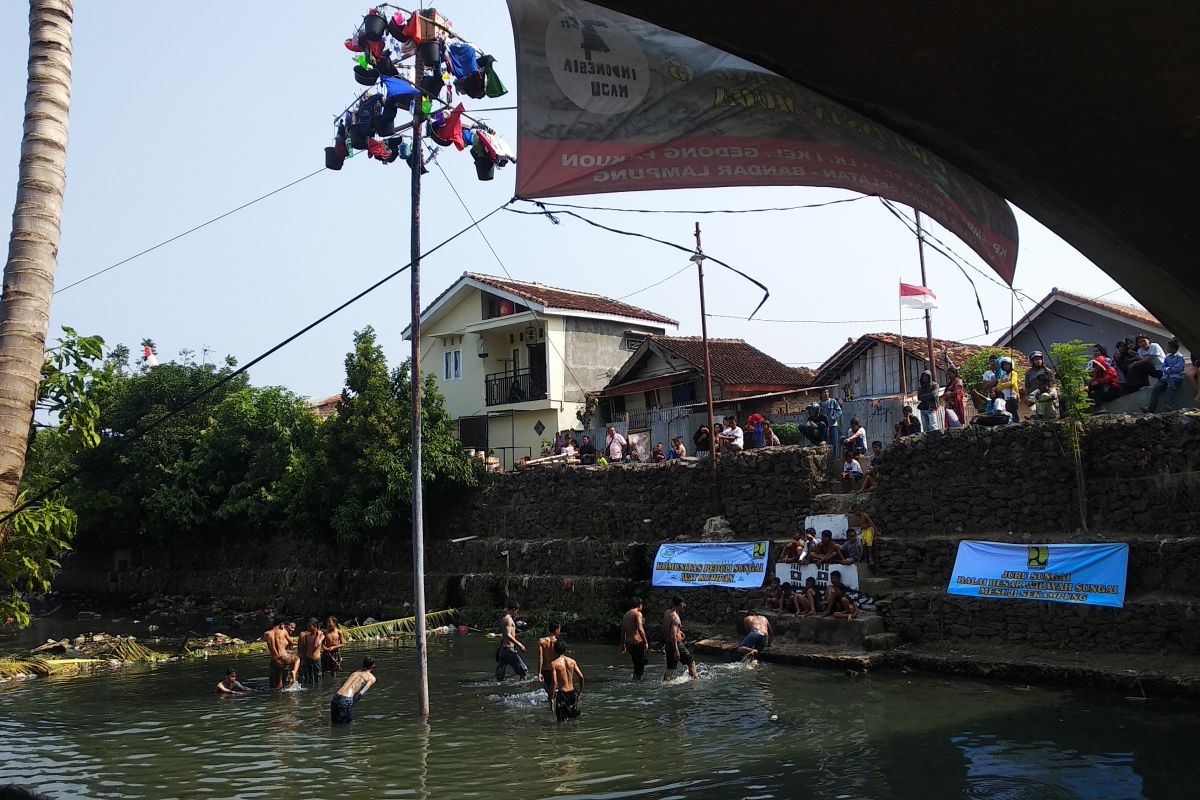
[495,603,528,681]
[322,616,344,676]
[537,621,562,698]
[737,613,772,663]
[264,618,297,689]
[620,597,648,680]
[662,596,699,682]
[215,667,252,696]
[297,618,325,685]
[549,639,585,722]
[330,656,377,725]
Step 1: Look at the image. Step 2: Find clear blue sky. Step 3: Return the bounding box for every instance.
[0,1,1137,398]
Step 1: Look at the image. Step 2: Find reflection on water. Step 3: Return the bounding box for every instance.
[1,635,1197,799]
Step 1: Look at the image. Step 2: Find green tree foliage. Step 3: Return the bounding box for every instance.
[772,422,802,445]
[959,347,1011,408]
[314,326,474,542]
[4,328,109,626]
[1049,340,1094,420]
[25,326,473,551]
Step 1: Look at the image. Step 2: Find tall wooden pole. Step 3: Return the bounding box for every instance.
[915,210,937,376]
[410,45,430,719]
[693,223,721,514]
[898,279,907,398]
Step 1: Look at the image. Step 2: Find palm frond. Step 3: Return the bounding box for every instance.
[0,657,108,678]
[341,609,458,642]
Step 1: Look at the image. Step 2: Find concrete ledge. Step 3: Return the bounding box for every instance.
[694,638,878,672]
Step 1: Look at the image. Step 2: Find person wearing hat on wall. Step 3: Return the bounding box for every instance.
[996,356,1021,423]
[801,403,830,446]
[1023,351,1053,403]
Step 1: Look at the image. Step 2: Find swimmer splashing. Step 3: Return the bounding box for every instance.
[330,657,377,725]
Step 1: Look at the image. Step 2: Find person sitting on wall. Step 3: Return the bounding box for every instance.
[784,581,812,616]
[668,436,687,459]
[1125,333,1166,391]
[1145,338,1186,413]
[693,425,712,459]
[578,435,597,465]
[861,440,884,492]
[1026,372,1059,420]
[840,528,865,565]
[897,406,922,437]
[763,576,783,612]
[779,581,799,615]
[841,417,868,455]
[802,576,822,617]
[779,531,805,563]
[651,442,667,463]
[796,528,819,565]
[561,436,577,459]
[828,584,859,620]
[1087,348,1122,403]
[718,415,744,453]
[810,530,842,566]
[801,403,830,446]
[761,421,781,447]
[1112,339,1135,386]
[971,387,1011,426]
[840,451,864,492]
[997,356,1021,423]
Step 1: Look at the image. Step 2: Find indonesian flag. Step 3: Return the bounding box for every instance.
[900,282,938,309]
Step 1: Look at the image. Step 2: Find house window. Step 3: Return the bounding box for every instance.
[443,349,462,381]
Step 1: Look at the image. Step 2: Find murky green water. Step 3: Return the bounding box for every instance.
[2,632,1196,799]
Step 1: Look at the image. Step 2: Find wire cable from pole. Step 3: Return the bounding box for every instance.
[507,201,771,319]
[520,194,873,216]
[54,167,330,295]
[1,202,510,527]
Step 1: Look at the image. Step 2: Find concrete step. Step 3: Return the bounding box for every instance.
[859,576,894,595]
[864,632,901,651]
[763,610,884,649]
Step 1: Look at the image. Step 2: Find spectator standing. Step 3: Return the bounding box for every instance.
[943,365,966,429]
[842,417,868,455]
[820,388,843,457]
[980,358,1000,398]
[1146,338,1186,413]
[693,425,712,459]
[801,403,830,446]
[561,437,577,459]
[1023,351,1052,402]
[917,370,940,432]
[897,405,922,437]
[997,356,1021,422]
[605,426,627,462]
[718,416,744,453]
[1087,348,1122,403]
[578,435,597,465]
[746,412,766,449]
[1126,334,1165,390]
[1026,373,1059,420]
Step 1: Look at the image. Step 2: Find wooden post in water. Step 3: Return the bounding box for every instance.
[693,222,721,514]
[410,44,430,719]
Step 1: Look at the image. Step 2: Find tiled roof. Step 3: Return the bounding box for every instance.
[996,287,1166,347]
[648,336,814,387]
[814,332,1027,386]
[467,273,678,326]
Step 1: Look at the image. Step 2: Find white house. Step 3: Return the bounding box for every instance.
[404,272,677,468]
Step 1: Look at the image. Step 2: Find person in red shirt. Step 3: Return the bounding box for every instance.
[943,365,966,427]
[1087,345,1122,403]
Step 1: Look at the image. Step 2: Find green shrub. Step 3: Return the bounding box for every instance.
[773,422,802,445]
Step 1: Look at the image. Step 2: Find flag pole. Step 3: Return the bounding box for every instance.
[915,210,937,375]
[693,222,721,516]
[898,280,907,398]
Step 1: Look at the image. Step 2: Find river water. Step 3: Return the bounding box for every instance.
[1,632,1196,799]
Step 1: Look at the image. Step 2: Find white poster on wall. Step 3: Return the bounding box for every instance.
[805,514,850,541]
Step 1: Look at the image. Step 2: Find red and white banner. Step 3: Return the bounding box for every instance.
[507,0,1019,284]
[900,282,938,309]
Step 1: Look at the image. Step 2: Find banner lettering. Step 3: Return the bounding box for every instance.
[947,541,1128,607]
[652,541,769,588]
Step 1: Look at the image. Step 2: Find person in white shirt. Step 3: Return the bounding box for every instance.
[604,426,627,462]
[840,454,864,492]
[561,438,577,458]
[1126,334,1166,390]
[718,416,744,453]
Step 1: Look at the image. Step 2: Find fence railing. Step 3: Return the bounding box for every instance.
[484,368,547,406]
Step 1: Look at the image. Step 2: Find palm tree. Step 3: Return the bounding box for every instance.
[0,0,74,531]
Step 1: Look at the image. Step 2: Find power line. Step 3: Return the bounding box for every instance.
[507,201,772,318]
[616,263,694,300]
[708,313,926,324]
[54,167,330,294]
[2,202,509,526]
[521,194,873,215]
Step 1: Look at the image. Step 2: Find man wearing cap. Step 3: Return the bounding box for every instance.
[1023,351,1053,405]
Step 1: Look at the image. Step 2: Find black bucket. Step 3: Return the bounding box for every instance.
[374,109,396,137]
[325,146,345,171]
[348,123,371,151]
[362,13,387,42]
[429,124,453,148]
[474,155,495,181]
[386,13,408,41]
[419,73,443,99]
[353,65,379,86]
[417,41,441,67]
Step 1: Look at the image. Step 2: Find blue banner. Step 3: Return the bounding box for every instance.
[652,541,769,588]
[948,541,1128,607]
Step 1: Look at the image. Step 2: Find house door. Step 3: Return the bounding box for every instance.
[529,343,547,400]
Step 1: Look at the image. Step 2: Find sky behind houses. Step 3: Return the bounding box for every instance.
[0,1,1138,398]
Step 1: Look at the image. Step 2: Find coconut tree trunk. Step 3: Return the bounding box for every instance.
[0,0,74,528]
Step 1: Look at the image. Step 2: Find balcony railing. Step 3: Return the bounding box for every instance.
[485,368,547,406]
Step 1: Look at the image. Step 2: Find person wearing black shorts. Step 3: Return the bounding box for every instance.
[620,598,649,680]
[662,596,698,682]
